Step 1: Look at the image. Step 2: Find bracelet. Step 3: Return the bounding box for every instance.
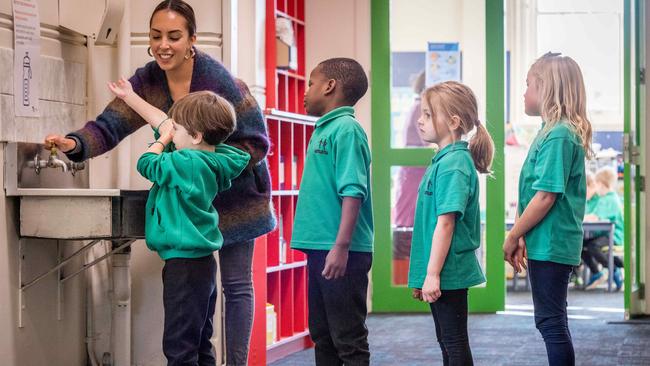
[149,140,166,149]
[154,117,171,133]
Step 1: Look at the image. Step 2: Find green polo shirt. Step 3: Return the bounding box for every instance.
[518,122,586,266]
[591,191,624,245]
[291,106,374,252]
[586,195,600,214]
[407,141,485,290]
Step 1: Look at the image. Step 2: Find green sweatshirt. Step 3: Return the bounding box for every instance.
[137,144,250,260]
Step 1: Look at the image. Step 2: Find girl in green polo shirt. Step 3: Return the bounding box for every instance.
[407,81,494,365]
[504,53,593,366]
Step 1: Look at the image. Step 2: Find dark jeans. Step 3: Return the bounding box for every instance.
[528,259,575,366]
[162,255,218,366]
[219,240,255,366]
[429,289,473,366]
[305,249,373,366]
[581,236,623,274]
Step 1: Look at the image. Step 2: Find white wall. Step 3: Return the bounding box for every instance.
[305,0,371,135]
[0,0,93,364]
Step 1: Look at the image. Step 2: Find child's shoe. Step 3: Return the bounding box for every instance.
[585,270,607,290]
[613,267,623,291]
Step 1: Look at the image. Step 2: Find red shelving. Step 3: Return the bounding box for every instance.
[248,0,314,364]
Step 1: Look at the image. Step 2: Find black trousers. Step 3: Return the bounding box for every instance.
[162,255,218,366]
[429,289,474,366]
[305,249,373,366]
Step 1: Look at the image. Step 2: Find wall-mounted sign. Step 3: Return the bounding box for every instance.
[425,42,461,87]
[13,0,41,117]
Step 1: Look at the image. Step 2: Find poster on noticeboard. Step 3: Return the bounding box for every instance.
[425,42,461,87]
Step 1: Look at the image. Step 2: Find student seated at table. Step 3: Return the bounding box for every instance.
[582,168,624,291]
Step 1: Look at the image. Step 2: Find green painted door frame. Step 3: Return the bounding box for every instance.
[625,0,644,316]
[370,0,505,313]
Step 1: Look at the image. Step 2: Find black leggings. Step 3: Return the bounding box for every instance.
[429,289,474,366]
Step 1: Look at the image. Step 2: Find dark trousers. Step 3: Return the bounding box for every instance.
[305,249,372,366]
[162,255,218,366]
[528,259,575,366]
[581,236,623,274]
[429,289,473,366]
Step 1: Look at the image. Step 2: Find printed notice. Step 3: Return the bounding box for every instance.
[13,0,40,117]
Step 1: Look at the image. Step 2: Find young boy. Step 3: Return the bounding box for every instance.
[583,167,624,290]
[108,79,250,365]
[291,58,373,365]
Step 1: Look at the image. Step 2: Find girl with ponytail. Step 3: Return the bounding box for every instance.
[407,81,494,365]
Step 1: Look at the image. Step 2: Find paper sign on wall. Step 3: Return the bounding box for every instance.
[425,42,461,87]
[13,0,41,117]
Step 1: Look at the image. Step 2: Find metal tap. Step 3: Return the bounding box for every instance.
[46,145,68,173]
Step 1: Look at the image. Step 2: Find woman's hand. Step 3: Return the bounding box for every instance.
[421,273,441,303]
[44,134,76,152]
[107,77,134,100]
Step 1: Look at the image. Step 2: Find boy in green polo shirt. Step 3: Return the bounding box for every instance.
[583,167,624,290]
[291,58,373,365]
[108,80,250,364]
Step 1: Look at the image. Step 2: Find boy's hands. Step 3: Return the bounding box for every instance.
[322,244,349,280]
[158,127,174,145]
[421,273,441,303]
[412,289,423,301]
[107,77,134,100]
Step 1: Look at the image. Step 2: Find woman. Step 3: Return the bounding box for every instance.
[45,1,274,364]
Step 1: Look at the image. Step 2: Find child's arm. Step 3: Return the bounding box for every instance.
[504,191,556,272]
[107,78,172,134]
[136,129,181,186]
[322,197,361,280]
[421,213,455,303]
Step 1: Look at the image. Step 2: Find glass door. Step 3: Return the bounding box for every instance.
[371,0,505,312]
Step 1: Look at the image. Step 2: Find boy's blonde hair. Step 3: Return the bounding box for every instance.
[529,52,593,158]
[586,172,595,187]
[169,91,237,145]
[422,81,494,174]
[595,167,617,190]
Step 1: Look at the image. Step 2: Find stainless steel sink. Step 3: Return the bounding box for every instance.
[5,142,147,239]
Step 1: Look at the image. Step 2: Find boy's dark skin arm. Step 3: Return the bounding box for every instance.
[322,197,362,280]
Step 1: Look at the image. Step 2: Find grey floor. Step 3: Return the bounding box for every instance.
[270,289,650,366]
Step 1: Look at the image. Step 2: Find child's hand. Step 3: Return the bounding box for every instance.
[504,234,527,273]
[412,289,423,301]
[514,236,528,271]
[503,234,520,271]
[322,245,349,280]
[158,127,174,145]
[584,214,599,222]
[107,77,134,100]
[421,274,441,303]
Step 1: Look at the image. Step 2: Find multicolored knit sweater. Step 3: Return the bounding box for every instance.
[65,49,276,245]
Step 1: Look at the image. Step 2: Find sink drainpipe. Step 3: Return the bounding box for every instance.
[112,3,133,365]
[111,249,131,366]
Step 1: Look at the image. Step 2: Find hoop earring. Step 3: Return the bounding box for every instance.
[147,47,153,57]
[184,47,196,60]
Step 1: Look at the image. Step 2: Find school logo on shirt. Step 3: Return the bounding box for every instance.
[315,138,329,155]
[424,180,433,196]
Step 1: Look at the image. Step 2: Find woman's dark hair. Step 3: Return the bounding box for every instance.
[149,0,197,37]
